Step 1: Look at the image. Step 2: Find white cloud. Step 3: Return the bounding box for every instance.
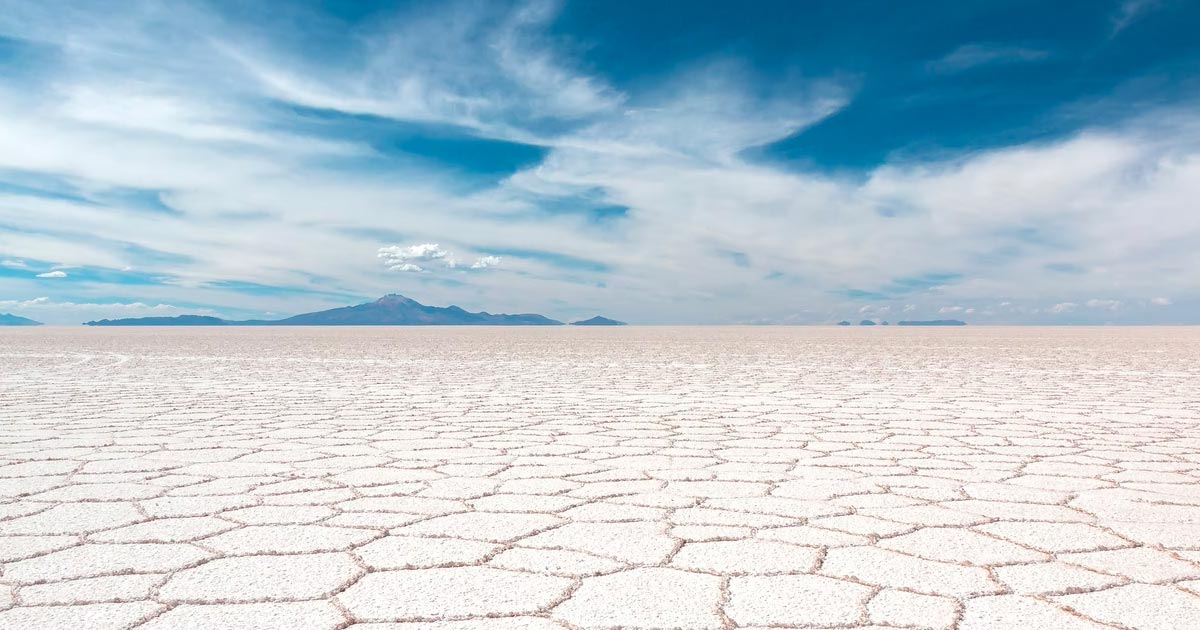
[1150,296,1172,306]
[377,243,454,272]
[1049,302,1078,314]
[1086,298,1123,310]
[1,259,27,268]
[377,244,502,273]
[36,270,67,278]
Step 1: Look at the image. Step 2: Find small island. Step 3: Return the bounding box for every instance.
[859,319,876,326]
[837,320,851,326]
[570,316,626,326]
[0,313,43,326]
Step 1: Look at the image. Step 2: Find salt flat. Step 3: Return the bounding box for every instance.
[1,326,1198,629]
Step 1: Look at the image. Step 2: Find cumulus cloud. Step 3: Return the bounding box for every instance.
[35,270,67,278]
[471,256,502,269]
[1086,298,1123,310]
[1049,302,1078,314]
[377,244,501,273]
[377,243,455,272]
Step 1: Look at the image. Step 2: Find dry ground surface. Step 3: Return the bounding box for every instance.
[1,326,1199,630]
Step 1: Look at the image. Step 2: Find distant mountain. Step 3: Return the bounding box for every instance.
[897,319,967,326]
[0,313,42,326]
[263,294,561,326]
[859,319,876,326]
[570,316,626,326]
[837,320,851,326]
[84,294,563,326]
[84,315,228,326]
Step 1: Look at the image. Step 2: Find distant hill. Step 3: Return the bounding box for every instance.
[859,319,876,326]
[84,294,563,326]
[897,319,967,326]
[84,315,228,326]
[0,313,42,326]
[570,316,626,326]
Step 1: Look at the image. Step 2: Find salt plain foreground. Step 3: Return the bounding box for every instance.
[1,326,1199,630]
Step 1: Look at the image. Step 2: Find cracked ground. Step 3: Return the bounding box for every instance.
[1,326,1199,630]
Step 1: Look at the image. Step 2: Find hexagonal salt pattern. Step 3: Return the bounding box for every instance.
[1,326,1199,628]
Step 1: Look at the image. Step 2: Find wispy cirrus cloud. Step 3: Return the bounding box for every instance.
[1111,0,1164,35]
[928,44,1049,74]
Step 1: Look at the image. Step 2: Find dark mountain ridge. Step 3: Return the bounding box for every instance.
[85,315,226,326]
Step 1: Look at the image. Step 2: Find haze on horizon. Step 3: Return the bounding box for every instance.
[1,0,1198,325]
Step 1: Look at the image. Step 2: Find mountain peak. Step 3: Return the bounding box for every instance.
[374,294,419,306]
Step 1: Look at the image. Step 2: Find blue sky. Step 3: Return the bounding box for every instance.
[1,0,1198,324]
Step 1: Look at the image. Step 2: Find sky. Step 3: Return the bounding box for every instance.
[1,0,1198,325]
